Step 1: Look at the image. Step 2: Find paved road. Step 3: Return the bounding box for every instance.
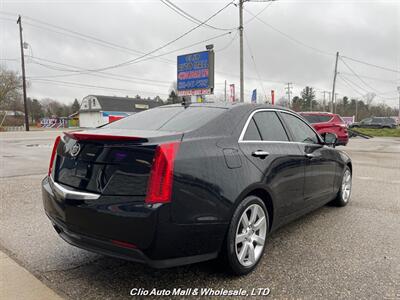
[1,131,399,299]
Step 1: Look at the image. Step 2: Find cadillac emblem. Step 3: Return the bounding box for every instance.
[70,143,81,157]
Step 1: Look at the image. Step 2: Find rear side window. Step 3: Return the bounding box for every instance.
[361,118,372,124]
[252,111,289,141]
[280,112,319,144]
[384,118,395,124]
[302,115,332,123]
[372,118,381,123]
[243,118,261,141]
[104,106,226,132]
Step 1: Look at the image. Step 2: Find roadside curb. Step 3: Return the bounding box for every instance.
[0,250,64,300]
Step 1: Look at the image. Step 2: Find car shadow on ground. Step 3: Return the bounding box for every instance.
[42,204,344,299]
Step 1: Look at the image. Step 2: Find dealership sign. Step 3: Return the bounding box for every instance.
[177,50,214,96]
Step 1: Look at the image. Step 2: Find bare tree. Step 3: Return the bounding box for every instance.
[363,92,376,107]
[0,67,22,109]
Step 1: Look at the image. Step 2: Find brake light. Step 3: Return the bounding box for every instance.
[145,142,180,204]
[64,132,143,142]
[48,136,61,177]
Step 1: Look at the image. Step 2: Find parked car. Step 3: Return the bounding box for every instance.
[299,112,349,146]
[350,117,397,129]
[42,103,352,275]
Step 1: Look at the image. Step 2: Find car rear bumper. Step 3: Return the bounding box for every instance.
[42,176,225,268]
[336,137,349,146]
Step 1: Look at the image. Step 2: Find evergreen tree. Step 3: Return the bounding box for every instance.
[71,98,80,113]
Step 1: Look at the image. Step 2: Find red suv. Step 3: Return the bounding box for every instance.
[300,112,349,146]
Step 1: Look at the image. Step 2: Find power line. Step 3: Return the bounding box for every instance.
[26,31,231,77]
[76,1,235,73]
[0,16,15,22]
[244,32,267,100]
[27,57,172,86]
[0,11,15,16]
[339,56,383,94]
[244,1,274,25]
[30,78,169,96]
[216,30,238,52]
[341,55,400,74]
[339,73,369,95]
[2,11,174,65]
[340,71,397,98]
[27,56,172,85]
[243,7,335,57]
[339,74,398,102]
[338,71,399,84]
[160,0,235,31]
[338,76,366,98]
[22,18,174,65]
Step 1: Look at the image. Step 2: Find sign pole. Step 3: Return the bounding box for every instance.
[224,80,227,102]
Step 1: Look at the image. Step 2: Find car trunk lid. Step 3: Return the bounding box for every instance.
[54,129,183,197]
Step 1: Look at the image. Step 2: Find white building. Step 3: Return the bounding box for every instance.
[79,95,163,128]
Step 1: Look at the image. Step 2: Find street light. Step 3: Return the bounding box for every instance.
[238,0,277,102]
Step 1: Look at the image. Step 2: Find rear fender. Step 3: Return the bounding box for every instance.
[231,183,276,229]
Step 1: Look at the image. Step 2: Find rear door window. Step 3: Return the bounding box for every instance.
[252,111,289,141]
[302,115,332,123]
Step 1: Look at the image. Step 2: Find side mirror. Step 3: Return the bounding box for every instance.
[321,133,337,147]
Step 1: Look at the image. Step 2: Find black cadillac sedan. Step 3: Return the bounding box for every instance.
[42,103,352,275]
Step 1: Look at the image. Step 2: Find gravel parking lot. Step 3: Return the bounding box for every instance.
[1,130,399,299]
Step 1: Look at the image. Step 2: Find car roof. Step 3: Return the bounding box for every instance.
[299,111,335,116]
[164,102,293,112]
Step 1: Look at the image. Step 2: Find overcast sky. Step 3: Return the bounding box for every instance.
[1,0,399,107]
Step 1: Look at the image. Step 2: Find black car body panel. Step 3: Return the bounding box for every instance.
[42,103,352,268]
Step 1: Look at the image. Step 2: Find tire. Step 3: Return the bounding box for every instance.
[331,166,352,207]
[222,196,269,275]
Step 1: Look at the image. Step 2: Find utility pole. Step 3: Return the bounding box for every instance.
[331,51,339,114]
[322,91,329,112]
[238,0,276,103]
[355,99,358,122]
[17,15,29,131]
[397,86,400,122]
[239,0,244,102]
[285,82,293,108]
[334,93,338,114]
[224,80,227,102]
[328,92,332,112]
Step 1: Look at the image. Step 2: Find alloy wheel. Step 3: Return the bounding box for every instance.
[235,204,267,267]
[341,169,352,203]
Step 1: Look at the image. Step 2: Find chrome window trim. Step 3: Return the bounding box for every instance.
[49,176,100,200]
[238,108,323,144]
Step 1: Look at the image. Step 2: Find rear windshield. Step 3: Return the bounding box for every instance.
[104,106,226,132]
[302,115,332,123]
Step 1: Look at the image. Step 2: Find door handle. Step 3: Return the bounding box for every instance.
[252,150,269,158]
[305,153,316,159]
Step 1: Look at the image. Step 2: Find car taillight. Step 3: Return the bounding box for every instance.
[48,136,61,177]
[145,142,180,204]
